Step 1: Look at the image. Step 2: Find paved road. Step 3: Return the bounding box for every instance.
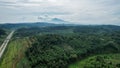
[0,31,15,59]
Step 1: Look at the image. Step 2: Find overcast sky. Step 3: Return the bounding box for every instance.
[0,0,120,25]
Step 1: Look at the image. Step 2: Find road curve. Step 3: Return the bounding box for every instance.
[0,31,15,59]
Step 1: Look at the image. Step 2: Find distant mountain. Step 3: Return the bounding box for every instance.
[51,18,66,22]
[50,18,69,24]
[0,21,78,29]
[1,21,119,30]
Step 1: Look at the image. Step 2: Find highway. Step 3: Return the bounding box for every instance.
[0,31,14,59]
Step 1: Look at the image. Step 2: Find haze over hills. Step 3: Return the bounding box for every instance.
[49,18,70,24]
[0,18,76,29]
[0,17,119,26]
[0,17,119,27]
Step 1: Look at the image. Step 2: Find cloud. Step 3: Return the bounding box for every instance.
[0,0,120,25]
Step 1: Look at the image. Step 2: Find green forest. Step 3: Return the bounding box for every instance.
[0,29,6,46]
[14,25,120,68]
[0,25,120,68]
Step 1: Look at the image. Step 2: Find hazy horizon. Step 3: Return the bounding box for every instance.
[0,0,120,25]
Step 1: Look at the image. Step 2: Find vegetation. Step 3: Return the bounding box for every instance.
[0,38,30,68]
[14,26,73,37]
[0,25,120,68]
[69,54,120,68]
[0,29,6,45]
[25,32,120,68]
[0,23,56,29]
[14,25,119,68]
[0,29,6,36]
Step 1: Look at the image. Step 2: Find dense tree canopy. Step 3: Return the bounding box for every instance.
[25,28,120,68]
[0,29,6,36]
[13,25,120,68]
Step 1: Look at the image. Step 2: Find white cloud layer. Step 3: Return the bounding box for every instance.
[0,0,120,25]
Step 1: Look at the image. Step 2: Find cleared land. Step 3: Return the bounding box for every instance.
[0,38,30,68]
[0,31,14,59]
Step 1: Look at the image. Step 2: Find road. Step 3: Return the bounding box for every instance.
[0,31,15,59]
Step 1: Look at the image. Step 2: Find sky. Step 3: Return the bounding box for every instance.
[0,0,120,25]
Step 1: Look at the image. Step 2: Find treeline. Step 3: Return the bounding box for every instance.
[0,22,56,29]
[0,29,6,45]
[74,25,120,34]
[14,26,73,37]
[0,29,6,37]
[15,25,120,38]
[25,28,120,68]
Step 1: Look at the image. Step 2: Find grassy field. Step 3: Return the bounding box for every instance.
[69,54,120,68]
[0,38,30,68]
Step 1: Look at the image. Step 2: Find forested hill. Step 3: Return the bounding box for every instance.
[0,29,6,36]
[11,25,120,68]
[14,25,120,37]
[0,29,6,46]
[1,22,119,30]
[25,30,120,68]
[1,23,120,68]
[0,22,56,29]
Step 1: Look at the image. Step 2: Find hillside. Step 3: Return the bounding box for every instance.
[0,25,120,68]
[69,54,120,68]
[0,22,56,29]
[0,29,6,46]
